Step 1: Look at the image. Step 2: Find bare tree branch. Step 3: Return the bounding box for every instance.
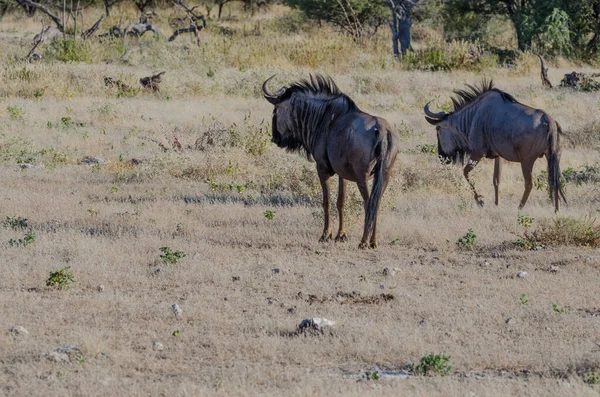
[81,14,104,39]
[17,0,64,31]
[26,18,48,60]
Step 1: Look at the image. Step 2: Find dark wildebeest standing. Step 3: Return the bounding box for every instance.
[262,75,400,248]
[424,80,566,212]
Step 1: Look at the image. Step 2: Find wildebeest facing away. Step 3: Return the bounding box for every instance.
[424,80,566,212]
[262,75,400,248]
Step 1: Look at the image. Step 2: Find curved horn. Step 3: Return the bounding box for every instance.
[262,75,285,105]
[424,101,446,124]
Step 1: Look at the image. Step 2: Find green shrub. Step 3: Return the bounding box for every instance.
[414,353,452,376]
[49,39,91,63]
[457,228,476,249]
[46,266,75,290]
[518,216,600,249]
[2,216,28,229]
[159,247,186,264]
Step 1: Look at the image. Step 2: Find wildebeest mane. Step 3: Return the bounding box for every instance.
[450,79,518,113]
[278,74,359,158]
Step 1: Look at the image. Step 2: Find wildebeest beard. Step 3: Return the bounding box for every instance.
[436,128,471,165]
[271,111,309,157]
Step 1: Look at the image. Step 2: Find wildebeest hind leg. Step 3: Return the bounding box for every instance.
[493,158,502,206]
[356,177,371,249]
[335,176,348,242]
[464,160,484,206]
[518,160,535,210]
[318,170,332,242]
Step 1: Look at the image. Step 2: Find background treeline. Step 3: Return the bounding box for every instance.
[2,0,600,61]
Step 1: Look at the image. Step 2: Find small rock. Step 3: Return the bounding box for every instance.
[287,307,296,314]
[44,351,69,363]
[152,341,164,351]
[505,317,514,325]
[491,252,500,258]
[192,252,201,260]
[545,265,559,273]
[379,284,385,289]
[418,319,425,326]
[97,284,105,292]
[232,276,240,282]
[272,268,280,274]
[224,297,228,301]
[298,317,335,333]
[81,157,106,165]
[382,267,398,277]
[19,163,38,169]
[516,271,529,278]
[10,326,29,335]
[153,268,163,276]
[171,304,182,317]
[481,261,491,267]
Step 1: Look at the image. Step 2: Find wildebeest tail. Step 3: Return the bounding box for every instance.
[364,127,396,241]
[547,119,567,212]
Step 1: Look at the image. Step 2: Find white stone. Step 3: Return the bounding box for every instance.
[44,351,69,362]
[171,304,182,317]
[97,284,105,292]
[383,267,399,277]
[10,326,29,335]
[516,271,529,278]
[298,317,335,332]
[152,341,164,351]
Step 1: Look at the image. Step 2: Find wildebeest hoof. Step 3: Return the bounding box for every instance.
[475,194,485,207]
[369,241,378,249]
[319,233,332,243]
[335,233,348,242]
[358,241,368,249]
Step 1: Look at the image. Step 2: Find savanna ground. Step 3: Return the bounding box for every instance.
[1,4,600,396]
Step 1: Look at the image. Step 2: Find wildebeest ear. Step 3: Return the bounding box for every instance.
[425,116,440,126]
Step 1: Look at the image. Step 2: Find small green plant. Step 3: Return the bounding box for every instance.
[9,231,36,247]
[365,371,380,381]
[552,303,566,314]
[520,294,528,306]
[2,216,28,229]
[264,210,276,220]
[172,329,180,336]
[46,266,75,290]
[160,247,186,264]
[583,371,600,385]
[518,214,534,229]
[419,144,437,155]
[7,105,24,120]
[414,353,452,376]
[457,229,476,249]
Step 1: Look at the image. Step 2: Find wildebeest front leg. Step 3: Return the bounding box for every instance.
[518,160,535,210]
[493,158,502,206]
[464,160,484,206]
[318,170,332,242]
[335,176,348,242]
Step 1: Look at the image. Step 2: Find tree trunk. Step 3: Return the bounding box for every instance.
[103,0,110,16]
[398,16,412,54]
[218,3,223,19]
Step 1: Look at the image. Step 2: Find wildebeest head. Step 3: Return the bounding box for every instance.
[262,75,301,151]
[424,101,471,165]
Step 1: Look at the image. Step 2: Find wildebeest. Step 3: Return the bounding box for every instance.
[262,74,400,248]
[424,80,566,212]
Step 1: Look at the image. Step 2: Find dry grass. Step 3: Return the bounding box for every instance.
[1,5,600,396]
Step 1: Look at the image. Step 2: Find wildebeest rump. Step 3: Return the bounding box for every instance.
[424,80,566,212]
[263,74,400,248]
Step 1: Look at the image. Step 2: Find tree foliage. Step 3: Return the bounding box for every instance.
[286,0,389,42]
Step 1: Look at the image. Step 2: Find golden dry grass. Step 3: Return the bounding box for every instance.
[1,5,600,396]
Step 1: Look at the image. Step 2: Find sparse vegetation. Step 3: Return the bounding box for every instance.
[414,354,452,376]
[8,231,36,247]
[46,267,75,290]
[159,247,186,264]
[0,2,599,396]
[457,229,476,249]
